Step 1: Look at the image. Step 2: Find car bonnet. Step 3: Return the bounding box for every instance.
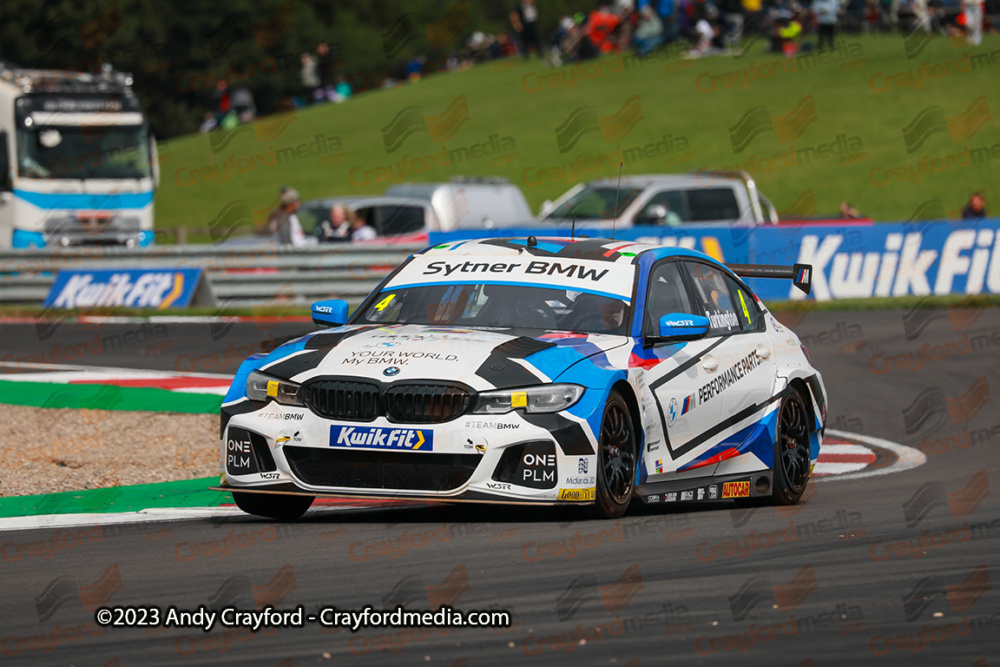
[256,324,627,391]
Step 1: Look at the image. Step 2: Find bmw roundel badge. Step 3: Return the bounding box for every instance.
[383,367,400,376]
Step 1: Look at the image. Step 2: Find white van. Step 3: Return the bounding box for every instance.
[384,177,535,231]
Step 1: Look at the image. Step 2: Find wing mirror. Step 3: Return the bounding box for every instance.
[311,299,350,327]
[652,313,710,342]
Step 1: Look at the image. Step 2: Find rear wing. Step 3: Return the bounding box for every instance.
[728,263,812,295]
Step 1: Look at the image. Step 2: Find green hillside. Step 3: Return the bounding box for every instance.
[156,34,1000,237]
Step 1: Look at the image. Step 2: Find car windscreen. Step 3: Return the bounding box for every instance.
[544,185,643,220]
[354,283,630,335]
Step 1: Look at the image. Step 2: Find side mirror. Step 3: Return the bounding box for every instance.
[311,299,350,327]
[653,313,710,342]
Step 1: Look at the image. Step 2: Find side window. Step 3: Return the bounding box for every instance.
[634,191,688,225]
[643,261,696,336]
[688,187,741,222]
[684,261,742,336]
[726,277,764,332]
[376,206,425,236]
[297,204,326,234]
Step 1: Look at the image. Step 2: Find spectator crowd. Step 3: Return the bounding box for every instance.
[200,0,998,133]
[199,1,992,243]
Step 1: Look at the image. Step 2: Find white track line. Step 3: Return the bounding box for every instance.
[819,443,875,456]
[0,430,926,532]
[813,462,870,475]
[0,361,233,379]
[815,429,927,482]
[0,505,360,533]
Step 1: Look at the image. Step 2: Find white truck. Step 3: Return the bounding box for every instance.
[0,64,158,248]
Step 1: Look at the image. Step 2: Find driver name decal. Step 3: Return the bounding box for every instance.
[708,310,740,330]
[698,349,762,404]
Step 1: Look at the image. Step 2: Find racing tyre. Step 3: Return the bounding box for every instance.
[592,391,636,519]
[232,492,314,521]
[772,391,811,505]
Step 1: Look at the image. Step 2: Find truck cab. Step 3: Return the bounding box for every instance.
[0,65,157,249]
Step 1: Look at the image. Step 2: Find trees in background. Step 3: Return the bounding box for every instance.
[0,0,584,138]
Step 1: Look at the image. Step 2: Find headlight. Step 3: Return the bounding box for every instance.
[473,384,584,414]
[246,370,303,406]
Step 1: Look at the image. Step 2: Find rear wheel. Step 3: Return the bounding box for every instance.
[772,391,811,505]
[592,391,636,519]
[232,491,314,521]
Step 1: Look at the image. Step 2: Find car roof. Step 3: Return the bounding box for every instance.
[303,196,431,208]
[419,237,720,266]
[386,180,518,198]
[578,175,739,188]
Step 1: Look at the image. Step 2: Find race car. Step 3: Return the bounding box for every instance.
[216,237,826,520]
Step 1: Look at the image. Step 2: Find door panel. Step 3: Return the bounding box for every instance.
[642,260,727,471]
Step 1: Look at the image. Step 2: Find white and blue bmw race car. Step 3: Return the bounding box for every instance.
[216,237,826,520]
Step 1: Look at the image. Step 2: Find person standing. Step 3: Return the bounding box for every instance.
[813,0,840,50]
[316,42,336,101]
[511,0,543,59]
[633,6,665,55]
[720,0,746,48]
[269,188,307,246]
[212,79,231,124]
[964,0,984,44]
[300,53,319,101]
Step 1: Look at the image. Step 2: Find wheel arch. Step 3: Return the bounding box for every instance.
[611,379,644,460]
[773,367,826,435]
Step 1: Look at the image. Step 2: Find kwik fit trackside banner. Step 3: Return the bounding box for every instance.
[736,219,1000,301]
[432,218,1000,301]
[44,268,212,309]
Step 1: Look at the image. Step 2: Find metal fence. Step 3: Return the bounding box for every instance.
[0,243,423,307]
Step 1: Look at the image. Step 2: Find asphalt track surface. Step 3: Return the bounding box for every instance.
[2,310,999,665]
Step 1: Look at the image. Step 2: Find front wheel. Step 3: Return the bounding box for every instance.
[232,491,314,521]
[592,391,637,519]
[772,391,812,505]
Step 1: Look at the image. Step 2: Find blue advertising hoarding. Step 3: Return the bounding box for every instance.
[44,268,209,309]
[432,218,1000,301]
